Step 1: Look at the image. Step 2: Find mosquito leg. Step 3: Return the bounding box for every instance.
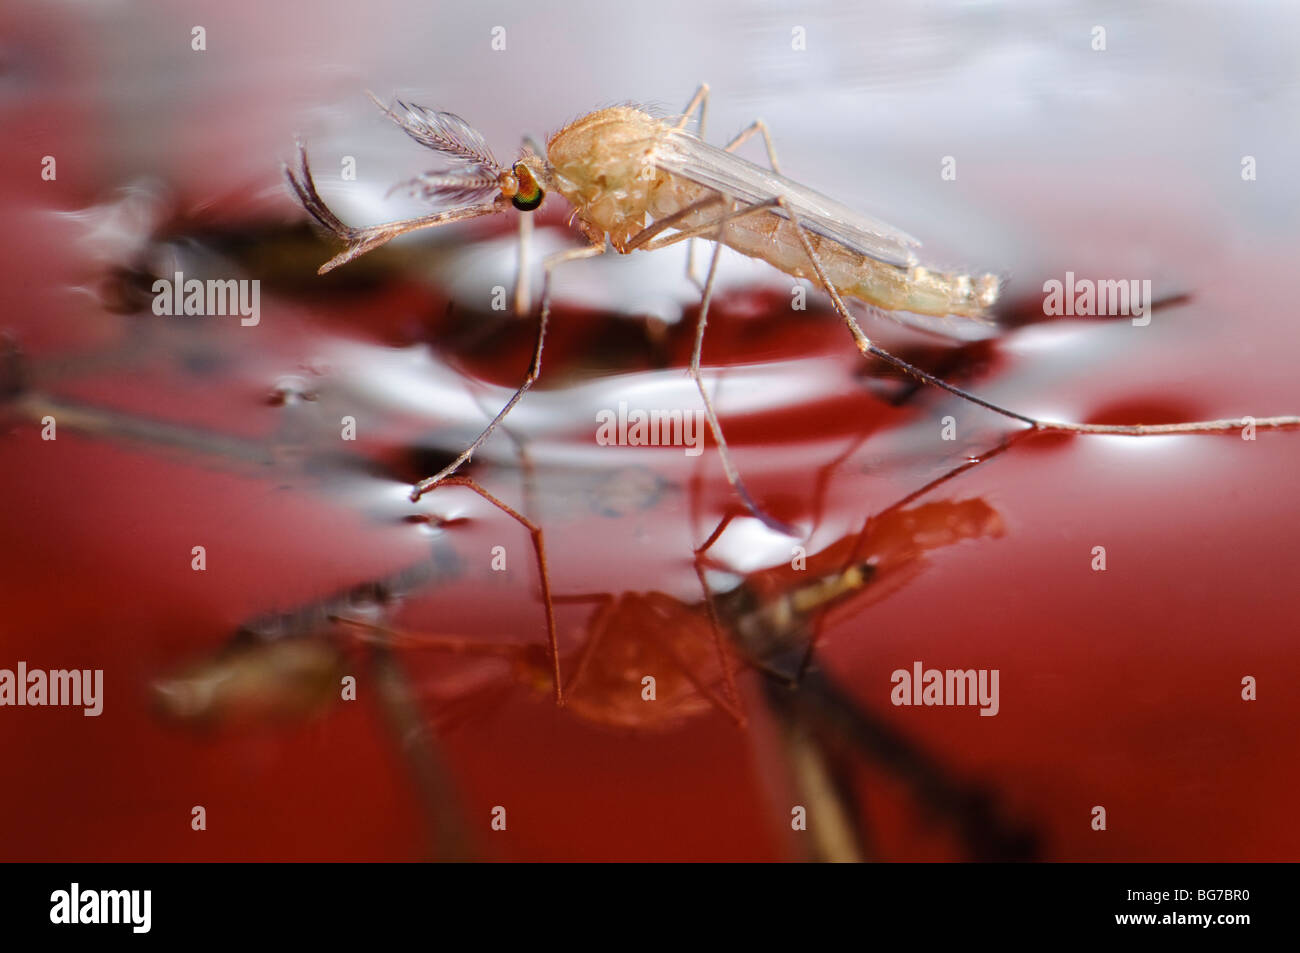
[335,476,564,711]
[726,123,991,509]
[461,383,538,548]
[285,141,506,274]
[623,198,801,535]
[1031,414,1300,435]
[793,433,1028,681]
[648,605,748,726]
[673,84,711,289]
[725,119,931,490]
[776,210,1043,427]
[689,539,746,726]
[624,194,725,251]
[411,241,607,501]
[551,589,618,696]
[715,120,1297,433]
[765,689,868,862]
[724,118,782,173]
[560,593,619,700]
[333,616,526,657]
[629,197,781,253]
[437,476,563,705]
[769,200,1300,435]
[687,210,799,537]
[689,508,758,716]
[513,202,533,316]
[672,82,710,133]
[512,136,537,316]
[686,238,704,291]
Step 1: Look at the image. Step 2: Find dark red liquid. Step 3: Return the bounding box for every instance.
[2,1,1297,861]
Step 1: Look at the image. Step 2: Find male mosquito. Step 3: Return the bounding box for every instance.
[285,85,1299,529]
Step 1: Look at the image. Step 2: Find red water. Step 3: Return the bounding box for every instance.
[2,3,1297,861]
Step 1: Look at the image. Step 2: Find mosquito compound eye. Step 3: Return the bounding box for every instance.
[511,163,544,211]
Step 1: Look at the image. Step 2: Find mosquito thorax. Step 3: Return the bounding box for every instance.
[544,106,676,249]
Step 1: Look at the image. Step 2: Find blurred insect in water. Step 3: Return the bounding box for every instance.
[152,433,1036,860]
[286,85,1299,530]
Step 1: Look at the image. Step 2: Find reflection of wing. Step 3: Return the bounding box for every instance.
[658,129,921,269]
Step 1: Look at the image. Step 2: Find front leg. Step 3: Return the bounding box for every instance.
[411,241,607,500]
[285,141,506,274]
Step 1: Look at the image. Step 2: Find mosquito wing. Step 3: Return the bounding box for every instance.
[657,129,921,270]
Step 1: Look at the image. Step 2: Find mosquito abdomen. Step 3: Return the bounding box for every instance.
[850,257,1001,319]
[712,211,1000,319]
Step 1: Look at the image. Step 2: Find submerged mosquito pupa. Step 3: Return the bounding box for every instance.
[285,85,1299,527]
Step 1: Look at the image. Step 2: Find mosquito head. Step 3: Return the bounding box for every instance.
[500,156,548,212]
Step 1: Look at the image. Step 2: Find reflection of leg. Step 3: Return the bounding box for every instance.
[788,666,1040,861]
[694,519,870,860]
[343,475,563,703]
[462,391,540,563]
[641,600,746,726]
[364,623,476,861]
[552,590,745,725]
[333,616,524,657]
[440,476,563,705]
[795,433,1029,680]
[762,682,868,863]
[411,242,606,501]
[693,428,1041,859]
[0,334,24,400]
[690,545,745,727]
[556,593,618,699]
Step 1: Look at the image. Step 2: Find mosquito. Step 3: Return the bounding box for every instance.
[285,85,1299,530]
